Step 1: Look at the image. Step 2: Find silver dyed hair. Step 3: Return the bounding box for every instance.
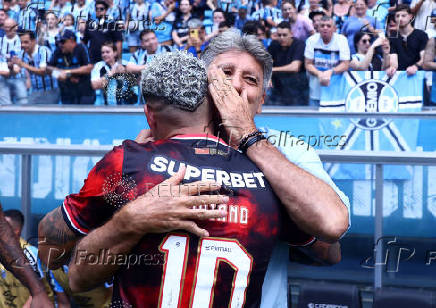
[141,51,208,112]
[201,29,273,92]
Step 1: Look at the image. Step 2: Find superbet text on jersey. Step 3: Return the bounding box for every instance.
[62,134,315,307]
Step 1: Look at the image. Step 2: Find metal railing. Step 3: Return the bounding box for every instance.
[1,143,436,289]
[1,105,436,117]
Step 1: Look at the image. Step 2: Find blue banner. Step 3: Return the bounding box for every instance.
[319,71,424,180]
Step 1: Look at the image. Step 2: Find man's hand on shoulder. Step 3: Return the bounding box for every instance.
[135,129,154,143]
[117,167,229,238]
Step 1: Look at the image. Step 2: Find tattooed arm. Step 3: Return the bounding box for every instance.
[0,203,53,308]
[38,207,79,270]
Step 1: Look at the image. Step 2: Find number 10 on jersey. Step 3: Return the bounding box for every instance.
[158,234,254,308]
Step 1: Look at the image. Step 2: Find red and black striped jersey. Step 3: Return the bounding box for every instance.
[62,134,314,308]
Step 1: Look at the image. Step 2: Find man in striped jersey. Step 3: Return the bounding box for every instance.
[125,29,171,73]
[12,30,60,104]
[17,0,37,31]
[0,18,28,105]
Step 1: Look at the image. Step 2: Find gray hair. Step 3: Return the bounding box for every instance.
[141,51,208,112]
[188,18,204,29]
[201,29,273,92]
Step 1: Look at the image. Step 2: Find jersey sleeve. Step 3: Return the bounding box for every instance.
[91,62,101,81]
[304,35,315,59]
[62,145,124,235]
[338,34,350,61]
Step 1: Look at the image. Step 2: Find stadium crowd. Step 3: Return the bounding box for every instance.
[0,0,435,105]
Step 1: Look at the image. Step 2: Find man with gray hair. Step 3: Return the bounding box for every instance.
[63,50,314,307]
[200,29,350,307]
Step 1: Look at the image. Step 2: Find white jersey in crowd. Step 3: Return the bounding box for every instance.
[128,2,150,32]
[0,35,21,56]
[128,44,172,65]
[304,32,350,100]
[410,0,436,31]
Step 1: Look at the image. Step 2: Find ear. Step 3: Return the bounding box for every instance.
[144,104,156,132]
[256,93,265,114]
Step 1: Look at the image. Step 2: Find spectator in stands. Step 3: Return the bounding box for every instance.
[47,30,94,104]
[215,0,239,13]
[243,20,272,47]
[49,0,73,19]
[367,0,389,27]
[17,0,37,31]
[172,0,193,47]
[423,9,436,104]
[149,0,176,45]
[241,19,258,34]
[60,13,75,32]
[268,21,308,105]
[341,0,382,54]
[333,0,351,31]
[301,0,332,19]
[279,1,315,41]
[389,4,428,75]
[205,8,226,40]
[386,12,398,37]
[191,0,209,19]
[251,0,282,31]
[13,31,60,104]
[126,29,172,73]
[235,5,250,30]
[105,0,124,20]
[0,17,20,54]
[82,0,123,64]
[218,20,231,33]
[126,0,149,53]
[0,9,6,36]
[183,18,208,57]
[350,31,393,72]
[309,10,325,32]
[0,18,27,105]
[411,0,436,31]
[305,15,350,106]
[38,11,61,52]
[91,42,138,105]
[72,0,91,24]
[2,0,19,22]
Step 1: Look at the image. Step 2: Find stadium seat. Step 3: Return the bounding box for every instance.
[297,282,361,308]
[373,287,436,308]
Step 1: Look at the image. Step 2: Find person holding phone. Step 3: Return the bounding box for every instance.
[182,18,208,57]
[350,31,393,72]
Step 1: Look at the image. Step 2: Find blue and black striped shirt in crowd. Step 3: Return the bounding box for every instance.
[20,45,58,91]
[18,7,37,31]
[0,35,26,79]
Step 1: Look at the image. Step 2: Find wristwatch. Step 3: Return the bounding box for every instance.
[66,70,72,78]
